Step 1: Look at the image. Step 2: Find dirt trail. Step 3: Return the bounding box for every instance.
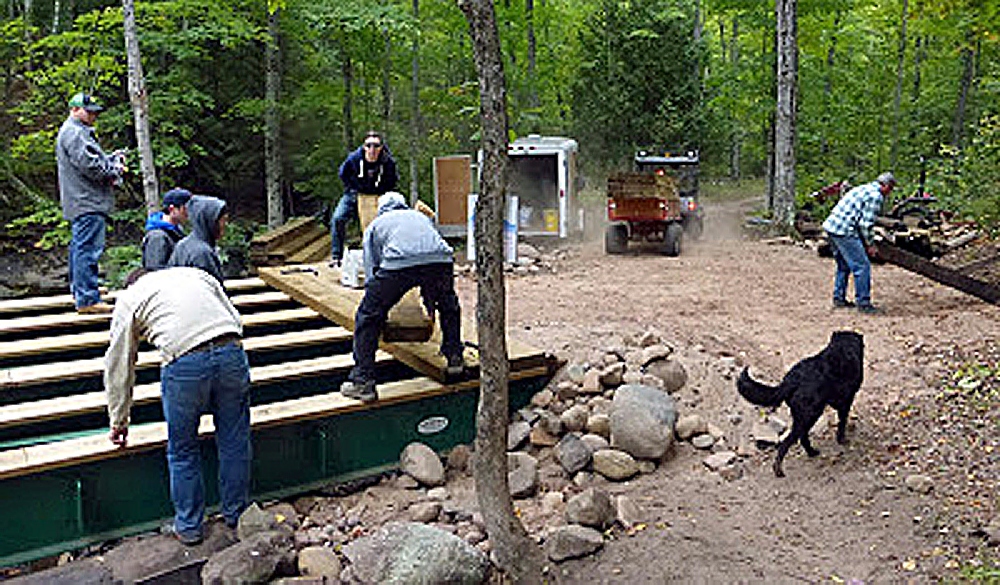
[457,195,1000,582]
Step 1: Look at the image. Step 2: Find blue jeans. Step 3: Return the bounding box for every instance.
[330,190,358,262]
[827,232,872,306]
[351,263,463,383]
[68,213,106,308]
[160,341,251,539]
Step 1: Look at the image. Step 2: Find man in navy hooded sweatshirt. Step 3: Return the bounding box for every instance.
[330,130,398,265]
[168,195,228,284]
[142,188,191,270]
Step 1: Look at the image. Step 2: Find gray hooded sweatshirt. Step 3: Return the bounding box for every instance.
[56,116,121,221]
[168,195,226,283]
[362,196,453,283]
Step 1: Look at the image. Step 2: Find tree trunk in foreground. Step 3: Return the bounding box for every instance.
[122,0,158,213]
[773,0,797,228]
[265,6,283,228]
[457,0,548,582]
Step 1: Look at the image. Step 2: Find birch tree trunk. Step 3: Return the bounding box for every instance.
[773,0,797,228]
[952,33,976,149]
[890,0,908,169]
[457,0,547,581]
[408,0,420,205]
[122,0,158,213]
[526,0,538,119]
[264,6,283,228]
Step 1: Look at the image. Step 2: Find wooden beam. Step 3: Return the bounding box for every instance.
[0,351,395,431]
[259,263,547,383]
[0,320,337,389]
[0,365,549,481]
[0,278,267,317]
[0,292,303,338]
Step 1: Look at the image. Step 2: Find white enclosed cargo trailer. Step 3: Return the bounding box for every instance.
[433,135,580,238]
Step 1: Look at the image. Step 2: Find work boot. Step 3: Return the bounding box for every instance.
[340,379,377,403]
[445,352,466,377]
[832,298,855,309]
[77,302,114,315]
[857,303,883,315]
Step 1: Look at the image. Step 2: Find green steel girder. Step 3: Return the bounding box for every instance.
[0,373,550,568]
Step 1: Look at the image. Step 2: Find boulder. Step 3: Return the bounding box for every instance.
[555,433,592,475]
[342,522,489,585]
[591,449,639,481]
[508,452,540,498]
[609,385,678,460]
[201,530,295,585]
[546,525,604,562]
[565,488,615,529]
[560,404,590,433]
[507,421,532,451]
[674,414,707,441]
[400,442,445,487]
[645,359,688,393]
[297,545,342,582]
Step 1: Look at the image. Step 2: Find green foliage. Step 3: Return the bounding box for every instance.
[960,556,1000,582]
[102,244,142,289]
[5,197,71,250]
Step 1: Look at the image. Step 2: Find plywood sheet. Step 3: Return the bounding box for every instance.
[434,156,472,226]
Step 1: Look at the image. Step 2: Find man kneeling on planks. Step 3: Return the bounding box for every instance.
[104,267,250,545]
[340,192,465,403]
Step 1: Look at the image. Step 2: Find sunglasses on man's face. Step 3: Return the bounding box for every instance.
[364,142,382,149]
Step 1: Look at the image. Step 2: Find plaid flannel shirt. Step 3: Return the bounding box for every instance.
[822,181,883,244]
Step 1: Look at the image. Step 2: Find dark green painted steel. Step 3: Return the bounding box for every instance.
[0,375,549,567]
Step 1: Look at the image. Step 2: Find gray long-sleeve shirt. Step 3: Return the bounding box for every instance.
[56,116,121,222]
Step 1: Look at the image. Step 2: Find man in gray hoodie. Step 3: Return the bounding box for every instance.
[56,92,126,313]
[341,192,465,403]
[168,195,228,283]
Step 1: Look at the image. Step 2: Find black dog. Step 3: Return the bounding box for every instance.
[737,331,864,477]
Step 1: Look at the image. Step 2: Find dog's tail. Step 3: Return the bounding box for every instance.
[736,367,791,407]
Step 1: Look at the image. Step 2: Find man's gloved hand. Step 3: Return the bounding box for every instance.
[109,425,129,447]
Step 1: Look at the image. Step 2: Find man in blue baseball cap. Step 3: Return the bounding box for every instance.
[142,188,192,270]
[57,92,126,313]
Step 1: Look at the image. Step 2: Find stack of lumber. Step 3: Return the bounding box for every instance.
[249,217,330,268]
[607,172,679,200]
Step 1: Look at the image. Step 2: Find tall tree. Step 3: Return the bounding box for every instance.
[457,0,546,581]
[265,2,283,228]
[408,0,420,205]
[772,0,796,226]
[122,0,158,213]
[890,0,908,169]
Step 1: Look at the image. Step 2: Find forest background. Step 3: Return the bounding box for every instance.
[0,0,997,273]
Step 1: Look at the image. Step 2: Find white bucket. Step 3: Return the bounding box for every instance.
[340,249,364,288]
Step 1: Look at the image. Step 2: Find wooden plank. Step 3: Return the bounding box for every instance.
[259,264,433,343]
[0,351,395,431]
[0,312,332,362]
[358,194,380,234]
[0,364,549,481]
[876,241,1000,305]
[250,216,315,249]
[0,317,333,389]
[0,300,317,338]
[434,155,471,227]
[260,264,546,383]
[287,233,332,264]
[268,224,327,261]
[0,278,267,318]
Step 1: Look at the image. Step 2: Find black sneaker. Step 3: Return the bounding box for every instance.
[833,299,855,308]
[445,353,466,376]
[162,523,203,546]
[341,379,377,403]
[857,304,883,315]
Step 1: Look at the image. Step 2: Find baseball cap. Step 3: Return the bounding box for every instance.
[876,172,896,186]
[162,188,193,209]
[68,92,104,112]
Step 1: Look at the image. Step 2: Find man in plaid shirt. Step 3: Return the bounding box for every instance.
[822,172,897,314]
